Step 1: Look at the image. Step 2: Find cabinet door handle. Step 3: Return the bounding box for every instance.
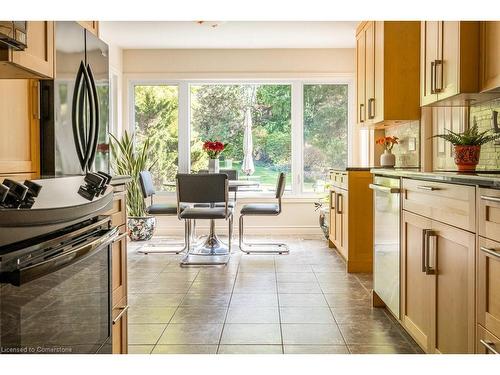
[112,305,129,325]
[480,246,500,259]
[359,104,365,123]
[368,98,375,119]
[480,340,499,354]
[425,230,437,275]
[416,185,440,191]
[435,59,443,93]
[336,193,342,214]
[431,60,436,94]
[421,229,429,273]
[480,195,500,204]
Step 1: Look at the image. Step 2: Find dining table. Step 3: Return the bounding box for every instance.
[164,179,260,263]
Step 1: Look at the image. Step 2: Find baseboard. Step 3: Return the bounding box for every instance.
[154,225,322,237]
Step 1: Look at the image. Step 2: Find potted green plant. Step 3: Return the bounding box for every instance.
[432,124,500,172]
[109,131,156,241]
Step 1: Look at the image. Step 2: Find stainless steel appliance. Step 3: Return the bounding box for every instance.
[369,175,401,318]
[41,21,110,177]
[0,21,27,50]
[0,175,116,354]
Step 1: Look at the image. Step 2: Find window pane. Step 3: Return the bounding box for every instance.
[303,84,348,193]
[134,85,178,190]
[190,84,292,193]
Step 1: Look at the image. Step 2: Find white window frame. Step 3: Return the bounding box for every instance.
[128,77,354,197]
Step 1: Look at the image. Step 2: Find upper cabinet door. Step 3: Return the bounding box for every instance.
[421,21,482,106]
[437,21,460,101]
[421,21,439,105]
[364,22,375,122]
[0,21,54,79]
[356,27,366,125]
[480,21,500,92]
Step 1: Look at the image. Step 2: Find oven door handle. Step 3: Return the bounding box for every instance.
[2,227,119,287]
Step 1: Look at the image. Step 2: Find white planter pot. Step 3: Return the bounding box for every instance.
[208,158,220,173]
[380,150,396,168]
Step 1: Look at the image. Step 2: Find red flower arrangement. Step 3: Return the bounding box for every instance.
[202,140,226,159]
[376,136,399,151]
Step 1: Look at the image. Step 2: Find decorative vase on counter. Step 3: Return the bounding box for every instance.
[454,145,481,172]
[380,150,396,168]
[208,158,220,173]
[128,216,156,241]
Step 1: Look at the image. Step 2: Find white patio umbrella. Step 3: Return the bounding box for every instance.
[241,107,255,176]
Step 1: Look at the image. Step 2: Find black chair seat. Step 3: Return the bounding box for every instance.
[180,207,232,220]
[240,203,279,215]
[193,201,235,209]
[146,203,188,215]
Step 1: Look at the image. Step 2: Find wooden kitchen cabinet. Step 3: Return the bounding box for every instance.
[0,79,40,179]
[477,237,500,341]
[479,21,500,92]
[105,184,129,354]
[328,169,373,272]
[356,26,366,124]
[420,21,481,106]
[477,324,500,354]
[0,21,54,79]
[356,21,420,126]
[402,178,476,354]
[77,21,99,37]
[401,211,434,352]
[112,296,128,355]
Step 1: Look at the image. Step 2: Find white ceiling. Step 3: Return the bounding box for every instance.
[99,21,357,49]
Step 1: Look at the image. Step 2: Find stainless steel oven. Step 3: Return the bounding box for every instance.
[369,175,401,319]
[0,174,115,354]
[0,218,117,354]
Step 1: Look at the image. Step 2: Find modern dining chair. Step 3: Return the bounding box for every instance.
[137,170,188,254]
[238,172,289,254]
[196,169,238,206]
[176,173,234,265]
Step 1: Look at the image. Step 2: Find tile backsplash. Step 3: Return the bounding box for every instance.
[433,98,500,171]
[384,120,420,168]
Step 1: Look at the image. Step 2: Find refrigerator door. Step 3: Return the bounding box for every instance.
[373,175,401,318]
[41,21,86,176]
[85,30,110,174]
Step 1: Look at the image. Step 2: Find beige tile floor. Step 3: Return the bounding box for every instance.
[127,235,422,354]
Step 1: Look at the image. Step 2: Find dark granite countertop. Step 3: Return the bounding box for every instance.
[371,168,500,189]
[110,175,131,186]
[329,167,373,172]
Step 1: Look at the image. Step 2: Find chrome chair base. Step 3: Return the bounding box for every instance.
[238,215,289,255]
[180,216,233,266]
[137,220,190,255]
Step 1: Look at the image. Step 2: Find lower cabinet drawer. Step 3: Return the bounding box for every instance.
[479,188,500,243]
[477,324,500,354]
[477,236,500,339]
[112,296,129,354]
[402,178,475,231]
[112,227,128,306]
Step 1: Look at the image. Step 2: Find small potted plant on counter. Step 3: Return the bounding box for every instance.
[376,136,399,168]
[110,131,157,241]
[432,124,500,172]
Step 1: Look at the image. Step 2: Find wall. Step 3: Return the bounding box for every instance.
[123,48,355,76]
[433,98,500,171]
[119,48,355,236]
